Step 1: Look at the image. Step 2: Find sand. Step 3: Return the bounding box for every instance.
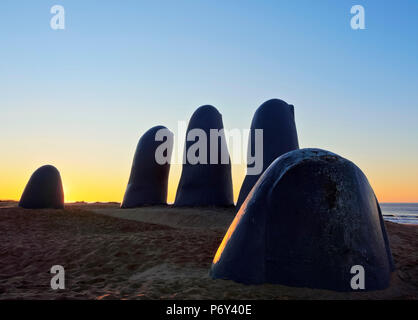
[0,201,417,300]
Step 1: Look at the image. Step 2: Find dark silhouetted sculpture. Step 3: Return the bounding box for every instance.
[19,165,64,209]
[211,148,394,291]
[174,105,234,206]
[121,126,173,208]
[236,98,299,208]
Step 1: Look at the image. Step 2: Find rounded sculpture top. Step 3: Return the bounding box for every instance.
[212,148,394,291]
[37,164,60,174]
[19,165,64,209]
[192,104,221,116]
[142,125,168,139]
[250,98,298,164]
[187,105,223,130]
[254,98,294,118]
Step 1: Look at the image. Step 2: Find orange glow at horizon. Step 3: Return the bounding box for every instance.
[0,162,417,204]
[0,163,248,204]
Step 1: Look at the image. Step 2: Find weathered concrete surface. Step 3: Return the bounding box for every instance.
[175,105,234,207]
[236,99,299,208]
[122,126,173,208]
[211,148,394,291]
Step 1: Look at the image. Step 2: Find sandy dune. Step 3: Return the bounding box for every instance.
[0,202,417,299]
[91,206,235,230]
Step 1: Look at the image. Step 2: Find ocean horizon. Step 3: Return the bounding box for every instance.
[380,203,418,225]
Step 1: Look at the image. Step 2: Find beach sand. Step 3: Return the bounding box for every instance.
[0,201,417,300]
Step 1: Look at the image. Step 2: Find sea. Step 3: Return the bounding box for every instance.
[380,203,418,225]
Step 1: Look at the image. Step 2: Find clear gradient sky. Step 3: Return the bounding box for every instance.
[1,0,417,203]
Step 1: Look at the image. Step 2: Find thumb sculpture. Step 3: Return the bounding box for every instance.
[19,165,64,209]
[211,148,394,291]
[121,126,173,208]
[236,99,299,208]
[174,105,234,206]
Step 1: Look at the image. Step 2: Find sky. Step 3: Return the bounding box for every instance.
[1,0,417,203]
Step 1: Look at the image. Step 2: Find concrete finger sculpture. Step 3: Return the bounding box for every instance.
[174,105,234,206]
[19,165,64,209]
[236,98,299,208]
[211,148,394,291]
[121,126,173,208]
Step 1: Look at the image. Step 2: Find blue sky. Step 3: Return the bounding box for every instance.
[1,0,417,202]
